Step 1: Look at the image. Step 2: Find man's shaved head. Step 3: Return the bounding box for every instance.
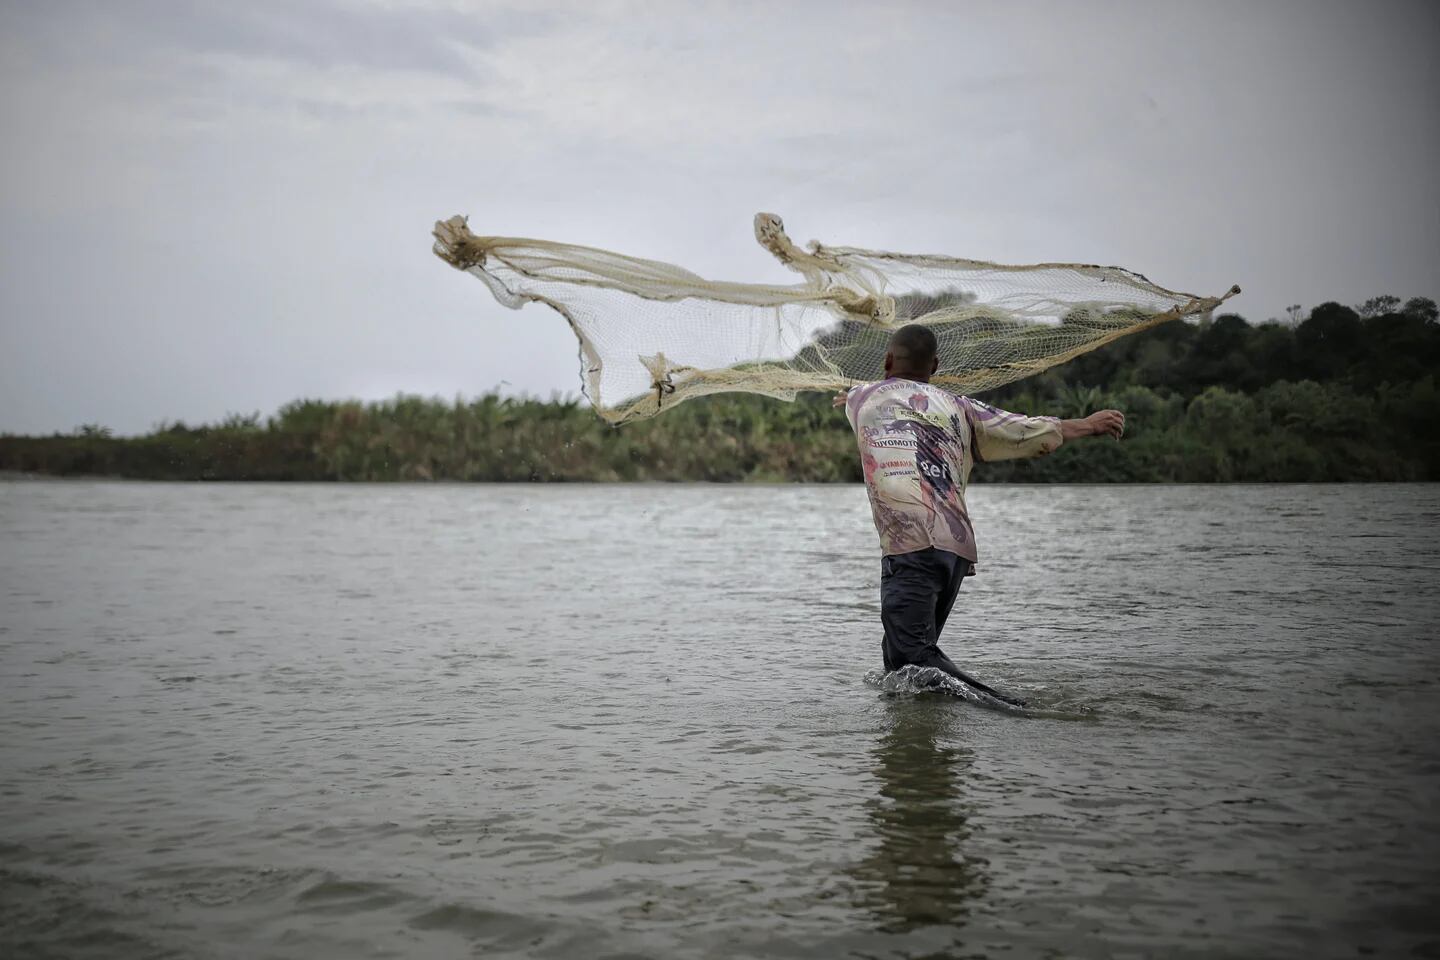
[884,324,939,380]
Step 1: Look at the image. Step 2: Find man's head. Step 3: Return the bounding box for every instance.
[883,324,940,382]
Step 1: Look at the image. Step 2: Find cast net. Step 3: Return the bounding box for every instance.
[433,213,1238,424]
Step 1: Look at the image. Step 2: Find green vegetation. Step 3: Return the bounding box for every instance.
[3,297,1437,482]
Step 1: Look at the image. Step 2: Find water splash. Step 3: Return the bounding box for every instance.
[863,665,1028,712]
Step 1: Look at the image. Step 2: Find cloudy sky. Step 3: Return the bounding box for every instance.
[1,0,1436,434]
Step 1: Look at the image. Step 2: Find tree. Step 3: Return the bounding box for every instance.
[1403,297,1438,324]
[1358,295,1402,318]
[1295,302,1365,381]
[1184,314,1256,390]
[1248,322,1298,386]
[1055,383,1104,417]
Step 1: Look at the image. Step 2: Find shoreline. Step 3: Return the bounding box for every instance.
[4,470,1435,487]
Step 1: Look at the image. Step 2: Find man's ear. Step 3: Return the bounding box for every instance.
[883,351,894,375]
[930,356,939,374]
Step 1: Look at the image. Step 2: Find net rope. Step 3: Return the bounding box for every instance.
[433,213,1239,424]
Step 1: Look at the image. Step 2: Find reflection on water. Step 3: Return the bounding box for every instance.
[853,699,988,933]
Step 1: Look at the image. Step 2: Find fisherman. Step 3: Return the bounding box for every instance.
[835,324,1125,705]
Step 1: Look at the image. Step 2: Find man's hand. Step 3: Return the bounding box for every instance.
[1085,409,1125,439]
[832,391,850,409]
[1059,409,1125,441]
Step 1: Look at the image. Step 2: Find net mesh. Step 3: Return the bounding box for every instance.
[433,213,1238,424]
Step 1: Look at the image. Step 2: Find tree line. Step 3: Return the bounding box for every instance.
[2,296,1436,482]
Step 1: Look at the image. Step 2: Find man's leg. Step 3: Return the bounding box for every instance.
[902,550,971,679]
[897,552,1027,706]
[933,555,971,641]
[880,549,946,673]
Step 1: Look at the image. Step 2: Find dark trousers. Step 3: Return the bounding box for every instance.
[880,547,973,679]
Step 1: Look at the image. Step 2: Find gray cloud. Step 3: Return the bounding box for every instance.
[4,0,518,76]
[1,0,1437,435]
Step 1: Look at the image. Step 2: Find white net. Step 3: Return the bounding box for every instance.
[433,213,1238,424]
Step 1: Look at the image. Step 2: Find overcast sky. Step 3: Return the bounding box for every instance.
[2,0,1436,434]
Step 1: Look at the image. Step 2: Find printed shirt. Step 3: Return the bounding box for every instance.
[845,378,1063,561]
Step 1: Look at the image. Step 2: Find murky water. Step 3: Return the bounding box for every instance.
[1,481,1437,959]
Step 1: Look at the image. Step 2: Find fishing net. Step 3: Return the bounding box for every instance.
[433,213,1238,424]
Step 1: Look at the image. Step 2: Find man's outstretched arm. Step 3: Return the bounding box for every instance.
[1058,409,1125,443]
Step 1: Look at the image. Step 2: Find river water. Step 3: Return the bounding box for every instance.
[1,481,1437,959]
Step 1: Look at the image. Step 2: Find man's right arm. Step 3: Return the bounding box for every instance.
[964,397,1064,461]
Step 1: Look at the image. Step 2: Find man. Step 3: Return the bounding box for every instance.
[836,324,1125,705]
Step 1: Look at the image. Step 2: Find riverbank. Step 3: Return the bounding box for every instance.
[3,378,1436,483]
[9,299,1437,483]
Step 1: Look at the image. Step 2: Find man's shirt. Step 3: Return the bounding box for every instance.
[845,378,1063,561]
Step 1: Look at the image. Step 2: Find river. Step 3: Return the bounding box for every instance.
[2,481,1437,958]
